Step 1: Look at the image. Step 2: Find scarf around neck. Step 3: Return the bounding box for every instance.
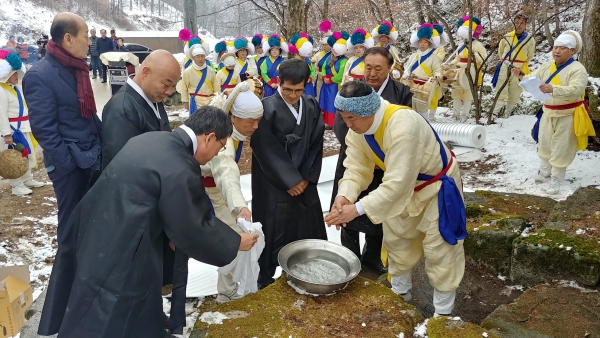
[46,39,97,119]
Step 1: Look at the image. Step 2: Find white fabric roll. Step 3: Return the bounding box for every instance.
[430,122,487,149]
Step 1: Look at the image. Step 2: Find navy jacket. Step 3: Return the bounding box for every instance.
[23,53,102,178]
[96,37,113,54]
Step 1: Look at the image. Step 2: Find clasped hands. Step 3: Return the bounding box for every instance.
[323,196,360,230]
[287,179,309,196]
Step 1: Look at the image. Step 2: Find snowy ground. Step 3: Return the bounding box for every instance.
[0,0,181,45]
[433,107,600,200]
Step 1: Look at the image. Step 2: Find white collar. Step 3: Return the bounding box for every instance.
[179,125,198,154]
[418,48,432,57]
[364,98,386,135]
[192,61,207,70]
[277,87,303,125]
[127,78,161,120]
[376,75,390,95]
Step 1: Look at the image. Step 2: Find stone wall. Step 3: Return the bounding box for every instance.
[464,187,600,287]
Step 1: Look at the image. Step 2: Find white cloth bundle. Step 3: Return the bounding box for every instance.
[217,219,265,296]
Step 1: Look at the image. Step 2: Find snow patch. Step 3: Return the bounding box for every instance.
[199,311,228,325]
[413,319,429,337]
[557,280,599,293]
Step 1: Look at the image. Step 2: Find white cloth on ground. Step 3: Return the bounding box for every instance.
[217,219,265,296]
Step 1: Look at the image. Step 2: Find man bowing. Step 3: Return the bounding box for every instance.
[38,107,259,338]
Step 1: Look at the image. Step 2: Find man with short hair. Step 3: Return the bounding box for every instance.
[325,80,466,317]
[23,12,101,243]
[330,46,412,275]
[110,29,118,50]
[251,58,326,289]
[492,13,535,118]
[37,107,259,337]
[512,30,593,194]
[96,29,113,83]
[115,37,128,52]
[88,28,101,79]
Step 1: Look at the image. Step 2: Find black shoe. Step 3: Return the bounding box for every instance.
[101,80,107,83]
[92,76,97,79]
[362,259,388,275]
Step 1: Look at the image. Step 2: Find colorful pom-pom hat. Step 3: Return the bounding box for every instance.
[319,20,333,44]
[230,36,255,56]
[327,31,350,57]
[410,23,440,48]
[262,34,289,54]
[0,50,25,83]
[456,15,484,39]
[372,21,399,42]
[432,23,450,46]
[347,29,374,52]
[288,32,314,57]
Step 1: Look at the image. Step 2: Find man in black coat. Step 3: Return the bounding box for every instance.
[96,29,113,83]
[23,13,102,243]
[37,107,259,337]
[330,47,413,275]
[101,49,180,169]
[251,59,326,289]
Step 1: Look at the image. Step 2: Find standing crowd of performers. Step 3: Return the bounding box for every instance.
[0,10,594,338]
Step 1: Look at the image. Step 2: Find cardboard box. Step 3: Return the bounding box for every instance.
[0,265,32,338]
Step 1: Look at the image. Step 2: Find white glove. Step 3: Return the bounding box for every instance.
[392,69,401,79]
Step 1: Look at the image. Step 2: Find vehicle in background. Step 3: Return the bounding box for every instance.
[124,43,152,63]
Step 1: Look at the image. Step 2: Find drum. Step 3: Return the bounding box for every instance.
[246,77,264,100]
[441,64,461,87]
[401,75,436,113]
[390,62,404,81]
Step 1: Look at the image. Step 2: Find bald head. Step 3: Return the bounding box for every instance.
[50,12,90,59]
[134,50,181,103]
[51,12,86,45]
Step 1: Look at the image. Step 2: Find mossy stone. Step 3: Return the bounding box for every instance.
[427,316,501,338]
[464,229,518,276]
[482,284,600,338]
[193,276,424,337]
[511,229,600,286]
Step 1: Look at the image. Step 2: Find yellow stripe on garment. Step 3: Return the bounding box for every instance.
[370,104,411,171]
[0,83,28,109]
[509,31,530,75]
[233,140,240,153]
[30,133,38,169]
[549,62,596,150]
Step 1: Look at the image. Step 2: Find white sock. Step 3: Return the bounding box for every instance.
[452,100,462,121]
[391,272,412,295]
[433,289,456,315]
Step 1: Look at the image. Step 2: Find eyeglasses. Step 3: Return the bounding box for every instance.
[281,87,305,95]
[218,139,227,152]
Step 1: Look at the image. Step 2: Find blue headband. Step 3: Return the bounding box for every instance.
[334,89,381,117]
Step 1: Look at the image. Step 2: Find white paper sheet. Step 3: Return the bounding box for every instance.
[518,77,552,101]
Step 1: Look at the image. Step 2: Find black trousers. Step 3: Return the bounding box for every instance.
[101,64,108,82]
[168,248,188,334]
[48,167,95,243]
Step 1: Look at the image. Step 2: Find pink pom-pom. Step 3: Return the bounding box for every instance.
[0,50,11,59]
[300,32,309,38]
[333,31,342,40]
[179,28,192,42]
[462,15,471,21]
[288,43,299,55]
[319,20,332,33]
[381,21,393,29]
[354,28,367,35]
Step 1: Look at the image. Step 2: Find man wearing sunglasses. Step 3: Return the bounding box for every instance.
[251,58,327,289]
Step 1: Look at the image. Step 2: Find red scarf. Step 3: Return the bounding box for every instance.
[46,40,97,119]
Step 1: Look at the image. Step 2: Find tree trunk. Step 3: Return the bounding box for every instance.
[285,0,305,38]
[542,0,554,47]
[323,0,329,21]
[581,0,599,76]
[414,0,425,24]
[184,0,198,35]
[553,0,561,33]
